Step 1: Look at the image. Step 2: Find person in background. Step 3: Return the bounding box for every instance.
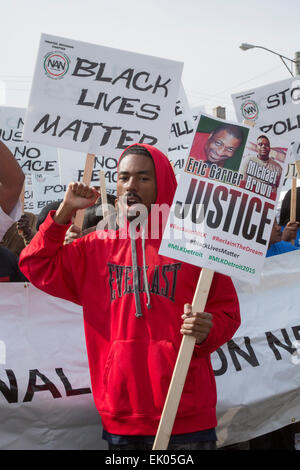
[279,187,300,248]
[1,212,37,258]
[0,245,27,282]
[266,219,299,258]
[0,141,25,241]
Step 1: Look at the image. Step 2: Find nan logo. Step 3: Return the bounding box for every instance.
[43,51,70,79]
[241,100,259,120]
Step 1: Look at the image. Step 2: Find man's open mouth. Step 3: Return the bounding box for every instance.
[124,195,142,207]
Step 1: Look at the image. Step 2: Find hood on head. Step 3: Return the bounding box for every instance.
[118,143,177,208]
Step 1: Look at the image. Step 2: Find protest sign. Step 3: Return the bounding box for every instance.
[168,84,195,151]
[23,33,183,159]
[159,113,289,283]
[231,77,300,178]
[30,174,66,214]
[167,85,198,178]
[0,106,59,175]
[58,149,117,195]
[23,175,34,213]
[231,77,300,141]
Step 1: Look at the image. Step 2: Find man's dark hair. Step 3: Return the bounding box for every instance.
[211,124,244,143]
[36,200,62,230]
[257,135,270,145]
[83,194,116,230]
[279,187,300,226]
[119,145,153,162]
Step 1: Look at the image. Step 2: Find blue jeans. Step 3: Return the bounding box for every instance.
[108,440,217,450]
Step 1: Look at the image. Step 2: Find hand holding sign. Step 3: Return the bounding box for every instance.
[181,304,213,344]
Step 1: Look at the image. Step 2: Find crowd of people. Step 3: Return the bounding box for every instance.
[0,139,299,450]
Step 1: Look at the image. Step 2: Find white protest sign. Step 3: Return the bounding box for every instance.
[231,77,300,164]
[30,174,66,214]
[168,84,195,151]
[23,174,34,213]
[58,149,117,195]
[159,113,289,282]
[167,85,198,176]
[23,33,183,158]
[231,77,300,137]
[0,106,59,176]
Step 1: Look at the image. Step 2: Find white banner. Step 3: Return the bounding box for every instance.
[23,33,183,158]
[0,283,103,450]
[0,106,59,175]
[1,252,300,448]
[215,249,300,447]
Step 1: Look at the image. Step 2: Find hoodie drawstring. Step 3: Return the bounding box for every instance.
[142,225,151,310]
[129,223,151,318]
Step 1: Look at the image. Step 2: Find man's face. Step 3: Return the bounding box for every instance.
[205,130,241,165]
[257,137,271,161]
[117,153,157,221]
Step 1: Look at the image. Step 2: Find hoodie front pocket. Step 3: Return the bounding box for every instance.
[100,339,178,417]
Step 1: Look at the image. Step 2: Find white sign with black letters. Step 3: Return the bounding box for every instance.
[231,77,300,163]
[0,106,59,175]
[23,33,183,158]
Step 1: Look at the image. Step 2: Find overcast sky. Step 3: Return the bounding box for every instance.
[1,0,299,120]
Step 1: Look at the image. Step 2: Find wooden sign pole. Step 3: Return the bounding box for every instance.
[152,267,215,450]
[17,180,26,235]
[99,170,109,223]
[290,177,297,245]
[295,160,300,178]
[74,153,95,229]
[243,119,256,128]
[20,180,25,215]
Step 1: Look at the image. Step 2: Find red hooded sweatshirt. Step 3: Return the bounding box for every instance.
[19,144,240,436]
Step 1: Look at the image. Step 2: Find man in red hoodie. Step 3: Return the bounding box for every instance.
[19,144,240,450]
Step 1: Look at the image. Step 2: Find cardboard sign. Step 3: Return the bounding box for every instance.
[0,106,59,175]
[23,33,183,158]
[159,113,289,282]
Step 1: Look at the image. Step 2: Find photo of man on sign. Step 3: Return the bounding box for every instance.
[239,134,287,200]
[189,115,248,172]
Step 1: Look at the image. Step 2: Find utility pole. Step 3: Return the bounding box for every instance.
[213,106,226,119]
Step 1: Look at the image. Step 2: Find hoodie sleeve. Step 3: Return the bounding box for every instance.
[19,211,85,306]
[193,272,241,357]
